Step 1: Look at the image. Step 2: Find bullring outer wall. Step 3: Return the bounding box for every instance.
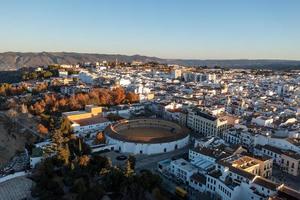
[104,118,190,155]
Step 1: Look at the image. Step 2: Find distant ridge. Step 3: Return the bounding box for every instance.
[0,52,300,70]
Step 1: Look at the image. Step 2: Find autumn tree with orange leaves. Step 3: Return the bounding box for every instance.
[125,92,139,103]
[28,87,139,119]
[37,123,49,136]
[112,87,126,105]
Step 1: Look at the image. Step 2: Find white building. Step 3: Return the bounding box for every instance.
[78,70,98,84]
[119,78,131,87]
[171,69,182,79]
[170,158,198,184]
[58,70,68,78]
[187,108,228,137]
[252,116,273,127]
[104,119,190,155]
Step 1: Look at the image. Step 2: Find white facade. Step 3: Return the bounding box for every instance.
[59,71,68,78]
[171,69,182,79]
[79,70,98,84]
[251,116,273,127]
[254,134,300,154]
[72,121,112,136]
[105,134,189,155]
[170,158,198,183]
[119,78,131,87]
[187,108,228,137]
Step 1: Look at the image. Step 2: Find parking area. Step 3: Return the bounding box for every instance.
[0,177,34,200]
[99,146,190,171]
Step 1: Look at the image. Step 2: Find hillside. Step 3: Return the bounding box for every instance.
[0,52,300,70]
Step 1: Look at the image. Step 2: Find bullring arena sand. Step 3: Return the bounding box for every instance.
[118,127,174,141]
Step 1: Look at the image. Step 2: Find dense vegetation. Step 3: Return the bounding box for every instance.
[31,119,167,200]
[29,86,139,135]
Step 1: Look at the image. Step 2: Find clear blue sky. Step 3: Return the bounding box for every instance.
[1,0,300,59]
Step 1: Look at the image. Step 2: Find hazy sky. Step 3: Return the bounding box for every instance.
[1,0,300,59]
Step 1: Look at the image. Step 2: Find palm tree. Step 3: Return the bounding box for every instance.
[128,155,136,170]
[125,160,134,177]
[57,144,70,165]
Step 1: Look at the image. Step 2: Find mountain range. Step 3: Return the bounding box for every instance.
[1,52,300,70]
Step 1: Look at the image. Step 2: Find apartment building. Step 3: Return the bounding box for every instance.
[254,144,300,176]
[281,150,300,176]
[223,128,256,150]
[187,108,228,136]
[170,158,198,184]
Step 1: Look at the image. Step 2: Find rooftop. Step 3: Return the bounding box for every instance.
[72,115,109,126]
[192,147,230,161]
[190,173,206,185]
[193,108,217,121]
[262,144,283,154]
[171,158,198,172]
[252,176,279,191]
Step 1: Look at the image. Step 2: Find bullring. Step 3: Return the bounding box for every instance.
[104,118,190,155]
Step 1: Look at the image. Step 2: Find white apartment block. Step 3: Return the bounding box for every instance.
[170,158,198,184]
[187,108,228,136]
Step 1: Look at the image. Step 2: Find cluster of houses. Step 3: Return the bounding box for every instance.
[158,137,299,200]
[24,62,300,199]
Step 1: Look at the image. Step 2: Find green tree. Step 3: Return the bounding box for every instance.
[43,71,53,78]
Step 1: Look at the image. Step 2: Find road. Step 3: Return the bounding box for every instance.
[101,145,190,171]
[135,146,189,170]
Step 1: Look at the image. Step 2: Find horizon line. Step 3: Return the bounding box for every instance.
[1,51,300,61]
